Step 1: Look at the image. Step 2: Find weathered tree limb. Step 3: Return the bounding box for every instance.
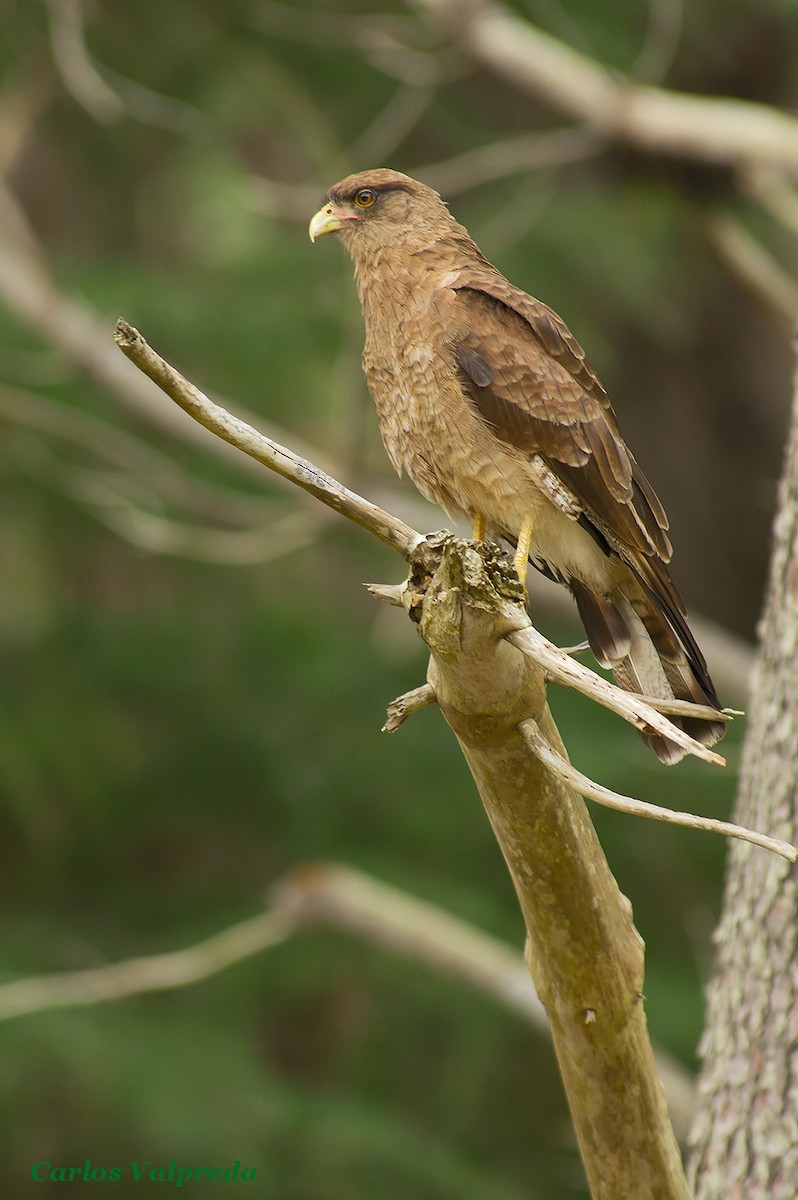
[687,341,798,1195]
[111,323,740,768]
[114,320,421,558]
[409,0,798,173]
[508,624,726,767]
[411,534,689,1198]
[520,718,795,862]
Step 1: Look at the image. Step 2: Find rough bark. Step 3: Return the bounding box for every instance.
[687,354,798,1197]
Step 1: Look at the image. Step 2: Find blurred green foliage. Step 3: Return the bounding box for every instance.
[0,0,787,1195]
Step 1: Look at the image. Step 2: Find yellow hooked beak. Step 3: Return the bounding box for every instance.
[308,204,349,242]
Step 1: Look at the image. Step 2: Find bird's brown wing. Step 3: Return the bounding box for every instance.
[450,272,721,697]
[450,276,672,566]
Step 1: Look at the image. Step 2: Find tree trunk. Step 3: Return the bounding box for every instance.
[687,350,798,1197]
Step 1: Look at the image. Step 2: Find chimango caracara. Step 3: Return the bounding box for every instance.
[309,168,725,763]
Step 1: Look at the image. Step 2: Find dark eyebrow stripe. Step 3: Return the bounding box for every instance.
[322,181,414,205]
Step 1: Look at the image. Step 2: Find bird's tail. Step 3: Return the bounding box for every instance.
[571,581,725,765]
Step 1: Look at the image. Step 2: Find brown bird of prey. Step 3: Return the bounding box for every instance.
[309,168,724,763]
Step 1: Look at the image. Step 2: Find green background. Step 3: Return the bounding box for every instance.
[1,1,794,1195]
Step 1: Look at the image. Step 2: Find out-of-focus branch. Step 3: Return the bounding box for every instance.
[706,215,798,333]
[630,0,683,86]
[743,166,798,237]
[44,0,201,132]
[0,907,295,1021]
[1,382,322,565]
[0,382,282,526]
[45,0,123,124]
[0,861,697,1140]
[59,474,321,565]
[246,129,600,224]
[0,189,339,482]
[409,0,798,173]
[346,82,434,168]
[416,128,601,195]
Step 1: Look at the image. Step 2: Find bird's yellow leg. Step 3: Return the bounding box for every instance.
[472,511,486,542]
[513,512,534,581]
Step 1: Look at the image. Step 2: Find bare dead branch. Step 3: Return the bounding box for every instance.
[113,319,422,558]
[520,718,796,862]
[507,624,727,767]
[413,534,690,1196]
[113,329,722,771]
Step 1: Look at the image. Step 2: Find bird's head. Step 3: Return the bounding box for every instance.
[309,169,453,259]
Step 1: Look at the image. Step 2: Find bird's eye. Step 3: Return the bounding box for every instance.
[353,188,376,209]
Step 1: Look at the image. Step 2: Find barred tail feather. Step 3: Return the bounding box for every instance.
[572,582,725,765]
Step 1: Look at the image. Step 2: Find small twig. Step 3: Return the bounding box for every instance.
[114,319,422,559]
[508,625,726,766]
[560,639,591,657]
[383,683,437,731]
[365,581,405,607]
[626,695,735,723]
[410,0,798,172]
[519,719,797,862]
